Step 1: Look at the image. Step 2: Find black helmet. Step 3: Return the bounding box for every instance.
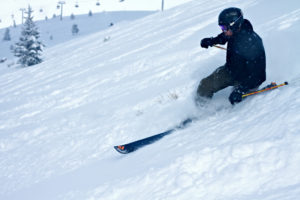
[218,7,243,31]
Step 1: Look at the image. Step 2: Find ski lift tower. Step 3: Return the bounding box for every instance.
[58,1,66,21]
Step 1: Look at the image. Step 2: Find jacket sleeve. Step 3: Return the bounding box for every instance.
[235,38,266,90]
[212,32,228,45]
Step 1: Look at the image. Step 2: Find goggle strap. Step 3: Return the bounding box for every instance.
[230,15,242,27]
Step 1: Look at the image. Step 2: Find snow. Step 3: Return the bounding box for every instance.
[0,0,300,199]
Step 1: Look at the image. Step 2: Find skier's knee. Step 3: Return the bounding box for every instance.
[197,78,213,98]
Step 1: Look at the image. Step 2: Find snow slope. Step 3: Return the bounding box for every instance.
[1,0,300,199]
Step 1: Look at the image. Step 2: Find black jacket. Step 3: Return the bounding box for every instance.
[212,19,266,90]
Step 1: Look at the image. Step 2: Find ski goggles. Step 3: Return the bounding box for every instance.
[220,15,243,32]
[219,25,229,32]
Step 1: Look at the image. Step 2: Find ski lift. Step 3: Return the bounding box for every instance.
[96,0,100,6]
[75,1,79,8]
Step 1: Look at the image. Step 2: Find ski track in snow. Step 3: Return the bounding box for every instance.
[1,0,300,199]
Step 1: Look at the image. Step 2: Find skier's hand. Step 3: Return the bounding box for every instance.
[229,90,243,105]
[200,38,214,48]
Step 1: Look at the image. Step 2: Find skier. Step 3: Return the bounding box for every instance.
[196,7,266,105]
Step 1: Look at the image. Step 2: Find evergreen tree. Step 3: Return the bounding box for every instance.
[70,13,75,20]
[3,28,11,41]
[72,24,79,35]
[13,6,44,67]
[88,10,93,17]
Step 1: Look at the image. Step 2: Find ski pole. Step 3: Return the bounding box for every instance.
[213,45,227,50]
[242,82,288,98]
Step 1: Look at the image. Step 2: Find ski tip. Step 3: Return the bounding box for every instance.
[114,145,128,154]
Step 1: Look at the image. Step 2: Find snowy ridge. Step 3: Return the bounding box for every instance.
[0,0,300,199]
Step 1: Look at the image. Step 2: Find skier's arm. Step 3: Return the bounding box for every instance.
[211,32,228,45]
[200,33,227,48]
[236,38,266,89]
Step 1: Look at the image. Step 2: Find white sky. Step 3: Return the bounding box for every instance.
[0,0,192,28]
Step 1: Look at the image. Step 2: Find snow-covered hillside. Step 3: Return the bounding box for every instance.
[1,0,300,199]
[0,10,154,61]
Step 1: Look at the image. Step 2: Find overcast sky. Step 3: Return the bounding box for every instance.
[0,0,192,28]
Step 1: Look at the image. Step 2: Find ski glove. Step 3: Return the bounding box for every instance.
[229,90,243,105]
[201,38,214,48]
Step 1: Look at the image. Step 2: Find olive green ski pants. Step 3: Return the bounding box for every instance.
[197,66,235,98]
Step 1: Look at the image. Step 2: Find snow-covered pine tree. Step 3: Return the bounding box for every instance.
[3,28,11,41]
[13,5,44,67]
[72,24,79,35]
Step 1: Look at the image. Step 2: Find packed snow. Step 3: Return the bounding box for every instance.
[0,0,300,199]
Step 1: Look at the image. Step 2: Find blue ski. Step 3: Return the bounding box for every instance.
[114,117,195,154]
